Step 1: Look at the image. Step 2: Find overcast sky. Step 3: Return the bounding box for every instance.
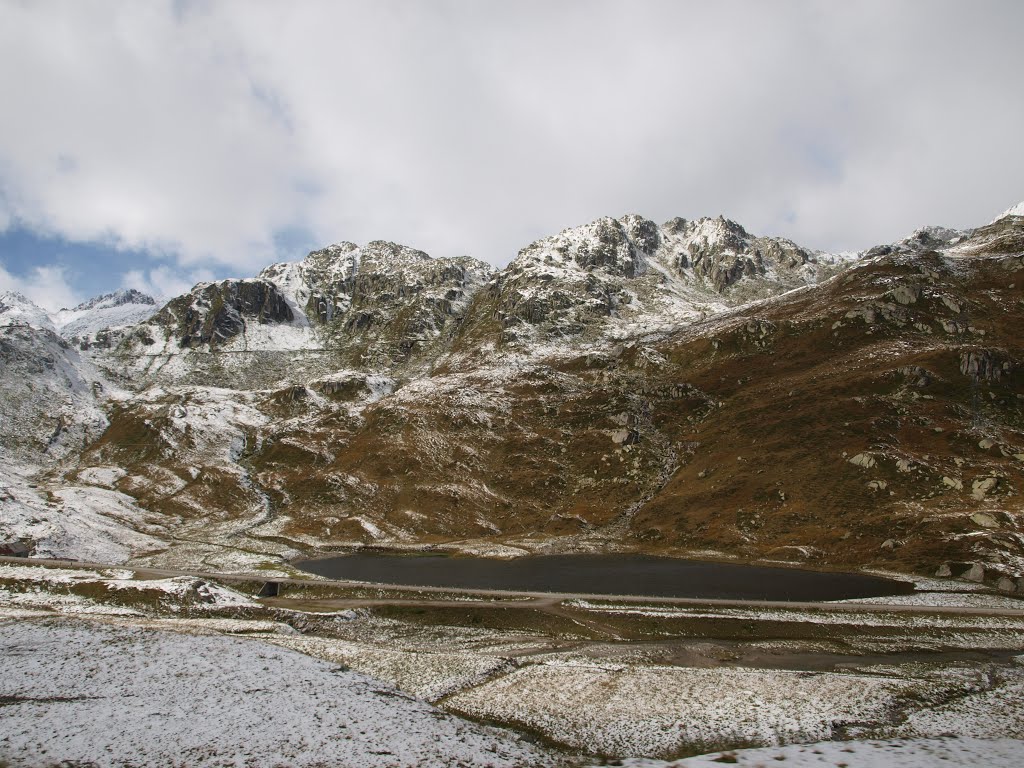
[1,0,1022,309]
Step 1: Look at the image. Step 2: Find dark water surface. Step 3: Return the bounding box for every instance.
[296,553,916,602]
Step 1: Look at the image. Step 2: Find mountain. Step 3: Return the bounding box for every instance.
[991,199,1024,223]
[2,207,1023,589]
[54,288,158,342]
[0,286,157,471]
[0,291,57,332]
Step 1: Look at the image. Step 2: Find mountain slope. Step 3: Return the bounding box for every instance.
[3,208,1023,585]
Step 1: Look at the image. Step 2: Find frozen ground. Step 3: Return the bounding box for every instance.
[0,619,561,768]
[446,662,910,757]
[611,737,1024,767]
[3,561,1024,764]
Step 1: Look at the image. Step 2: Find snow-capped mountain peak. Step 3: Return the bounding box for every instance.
[63,288,156,313]
[1,289,160,338]
[990,199,1024,224]
[53,288,159,339]
[0,291,57,332]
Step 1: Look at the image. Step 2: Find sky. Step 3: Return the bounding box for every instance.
[1,0,1022,310]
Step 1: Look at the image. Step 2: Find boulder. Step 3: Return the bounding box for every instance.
[941,295,962,313]
[849,453,876,469]
[971,477,999,500]
[0,540,31,557]
[889,284,921,305]
[970,512,999,529]
[963,563,986,583]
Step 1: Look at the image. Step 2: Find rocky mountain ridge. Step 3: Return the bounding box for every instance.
[103,214,863,388]
[2,205,1024,587]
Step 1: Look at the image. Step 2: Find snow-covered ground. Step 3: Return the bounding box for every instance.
[3,560,1024,763]
[446,662,912,757]
[0,467,167,563]
[0,619,562,768]
[610,737,1024,767]
[837,591,1024,610]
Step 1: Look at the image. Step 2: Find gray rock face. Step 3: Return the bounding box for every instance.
[661,216,815,292]
[960,349,1013,382]
[258,240,494,364]
[964,563,986,582]
[849,453,877,469]
[155,279,294,348]
[487,216,656,339]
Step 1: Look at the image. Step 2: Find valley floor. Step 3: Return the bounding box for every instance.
[2,560,1024,766]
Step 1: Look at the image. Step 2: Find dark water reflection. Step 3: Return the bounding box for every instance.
[296,552,915,602]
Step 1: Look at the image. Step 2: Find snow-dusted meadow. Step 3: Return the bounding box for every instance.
[2,561,1024,766]
[609,737,1024,767]
[0,620,558,767]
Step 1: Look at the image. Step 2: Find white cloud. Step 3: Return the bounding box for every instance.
[0,262,82,311]
[121,265,214,302]
[0,0,1022,281]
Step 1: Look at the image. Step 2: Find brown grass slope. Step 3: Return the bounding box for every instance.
[80,218,1024,581]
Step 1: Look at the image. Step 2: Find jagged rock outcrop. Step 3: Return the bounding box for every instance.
[960,349,1013,382]
[258,240,494,364]
[481,214,854,344]
[153,279,295,348]
[485,216,650,341]
[661,215,815,291]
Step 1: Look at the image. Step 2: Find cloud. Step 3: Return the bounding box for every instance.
[0,262,82,311]
[121,265,215,302]
[0,0,1022,285]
